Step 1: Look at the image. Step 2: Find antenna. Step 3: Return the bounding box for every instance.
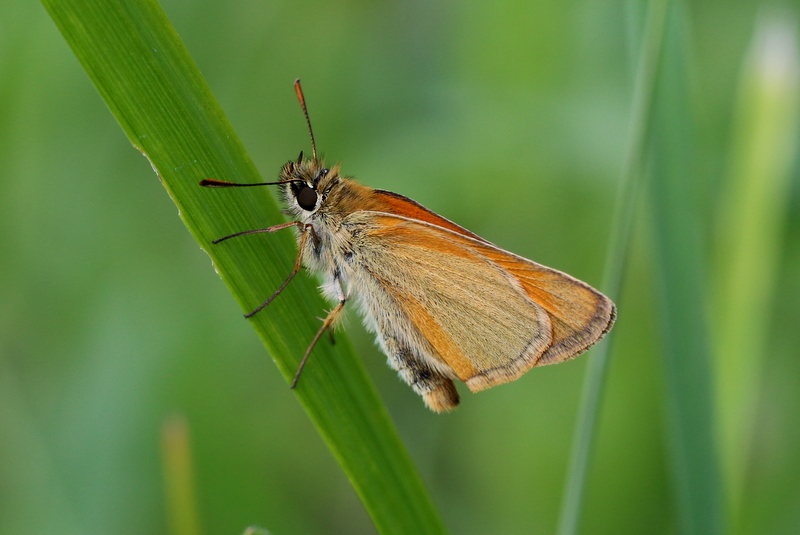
[199,178,302,188]
[294,79,317,161]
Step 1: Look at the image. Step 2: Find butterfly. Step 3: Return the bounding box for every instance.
[201,80,616,412]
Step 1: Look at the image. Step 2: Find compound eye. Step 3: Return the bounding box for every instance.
[297,186,318,211]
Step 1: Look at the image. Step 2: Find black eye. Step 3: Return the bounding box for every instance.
[297,186,318,211]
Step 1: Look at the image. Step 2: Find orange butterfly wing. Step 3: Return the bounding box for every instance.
[344,205,614,392]
[366,192,615,364]
[346,186,616,391]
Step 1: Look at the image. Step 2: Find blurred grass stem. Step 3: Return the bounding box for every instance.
[713,11,800,525]
[556,1,669,534]
[161,415,202,535]
[649,2,725,533]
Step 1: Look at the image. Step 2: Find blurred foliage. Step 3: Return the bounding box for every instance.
[1,0,799,534]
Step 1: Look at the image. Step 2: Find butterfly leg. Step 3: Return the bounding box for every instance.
[243,222,316,318]
[381,336,460,412]
[290,276,347,389]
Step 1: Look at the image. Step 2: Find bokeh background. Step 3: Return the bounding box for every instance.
[2,1,799,534]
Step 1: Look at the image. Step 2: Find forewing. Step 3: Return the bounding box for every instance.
[347,211,615,391]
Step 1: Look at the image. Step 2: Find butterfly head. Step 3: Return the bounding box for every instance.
[279,152,341,217]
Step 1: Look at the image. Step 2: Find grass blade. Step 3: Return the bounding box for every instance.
[556,1,668,533]
[40,0,447,533]
[649,2,724,533]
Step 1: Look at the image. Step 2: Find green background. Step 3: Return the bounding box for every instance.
[1,1,799,534]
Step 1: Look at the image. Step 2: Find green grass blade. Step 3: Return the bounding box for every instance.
[713,12,800,524]
[555,1,668,534]
[40,1,447,533]
[649,3,725,534]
